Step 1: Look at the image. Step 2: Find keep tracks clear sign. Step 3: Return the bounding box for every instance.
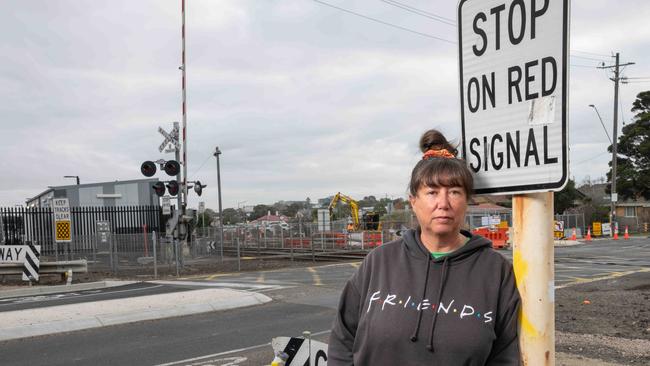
[53,198,72,242]
[458,0,569,194]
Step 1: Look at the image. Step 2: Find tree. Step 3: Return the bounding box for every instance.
[606,91,650,200]
[249,204,273,221]
[222,208,242,225]
[196,208,216,228]
[284,202,304,217]
[554,179,582,214]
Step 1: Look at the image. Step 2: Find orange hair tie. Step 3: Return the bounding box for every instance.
[422,149,455,160]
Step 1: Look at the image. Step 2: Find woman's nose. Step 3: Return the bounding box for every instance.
[435,191,451,208]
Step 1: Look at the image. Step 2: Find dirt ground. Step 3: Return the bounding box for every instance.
[556,271,650,365]
[1,259,649,365]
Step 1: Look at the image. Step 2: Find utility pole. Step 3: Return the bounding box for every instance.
[180,0,188,212]
[214,147,224,262]
[599,53,634,234]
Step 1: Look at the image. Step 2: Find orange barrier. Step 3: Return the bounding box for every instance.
[283,238,312,248]
[362,231,383,248]
[472,227,509,249]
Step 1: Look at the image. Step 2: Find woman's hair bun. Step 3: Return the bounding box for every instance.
[419,129,457,156]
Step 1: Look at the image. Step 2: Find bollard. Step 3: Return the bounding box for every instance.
[66,269,73,285]
[152,231,158,279]
[303,331,312,366]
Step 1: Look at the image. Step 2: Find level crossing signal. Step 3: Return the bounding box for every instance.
[141,161,157,177]
[193,181,206,196]
[151,180,180,197]
[141,160,180,177]
[152,182,166,197]
[163,160,180,176]
[167,180,180,196]
[140,159,199,197]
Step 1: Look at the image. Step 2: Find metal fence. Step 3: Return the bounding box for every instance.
[0,205,162,256]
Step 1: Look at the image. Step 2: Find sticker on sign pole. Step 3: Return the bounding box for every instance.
[458,0,569,194]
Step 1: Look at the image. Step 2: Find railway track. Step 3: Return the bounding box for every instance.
[221,247,370,261]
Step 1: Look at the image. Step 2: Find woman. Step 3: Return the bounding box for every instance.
[328,129,521,365]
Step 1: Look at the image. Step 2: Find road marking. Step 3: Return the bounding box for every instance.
[206,273,232,280]
[255,272,266,283]
[177,261,363,281]
[155,355,248,366]
[154,330,331,366]
[556,268,650,289]
[150,280,285,291]
[307,267,323,286]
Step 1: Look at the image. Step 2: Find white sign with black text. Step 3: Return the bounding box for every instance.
[458,0,569,194]
[162,196,171,216]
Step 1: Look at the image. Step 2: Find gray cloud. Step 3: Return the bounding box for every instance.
[1,0,649,209]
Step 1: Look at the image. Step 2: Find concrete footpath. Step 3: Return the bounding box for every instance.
[0,281,271,342]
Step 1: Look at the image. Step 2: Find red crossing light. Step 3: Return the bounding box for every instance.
[167,180,179,196]
[152,182,165,197]
[141,161,157,177]
[163,160,180,176]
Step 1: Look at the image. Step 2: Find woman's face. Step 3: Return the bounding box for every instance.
[409,183,468,238]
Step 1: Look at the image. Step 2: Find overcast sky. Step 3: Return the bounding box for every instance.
[1,0,649,210]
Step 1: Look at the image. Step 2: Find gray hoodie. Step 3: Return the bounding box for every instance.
[328,229,521,365]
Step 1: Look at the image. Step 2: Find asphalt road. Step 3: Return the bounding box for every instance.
[0,237,648,366]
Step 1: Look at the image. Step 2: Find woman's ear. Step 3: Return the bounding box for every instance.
[408,194,416,207]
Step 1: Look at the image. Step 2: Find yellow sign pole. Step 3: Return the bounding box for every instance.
[513,192,555,365]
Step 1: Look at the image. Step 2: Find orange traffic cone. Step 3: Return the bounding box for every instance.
[624,226,630,240]
[571,228,577,241]
[586,227,592,241]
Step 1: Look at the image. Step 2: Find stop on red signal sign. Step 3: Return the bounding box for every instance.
[458,0,569,194]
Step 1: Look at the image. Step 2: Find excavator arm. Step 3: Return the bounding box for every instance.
[328,192,360,230]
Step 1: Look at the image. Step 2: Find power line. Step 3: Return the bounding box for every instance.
[313,1,614,60]
[380,0,456,26]
[311,0,455,44]
[570,54,608,62]
[190,153,213,177]
[572,50,612,58]
[573,151,609,166]
[570,64,598,69]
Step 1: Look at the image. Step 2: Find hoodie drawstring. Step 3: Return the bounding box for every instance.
[426,256,450,352]
[409,257,431,342]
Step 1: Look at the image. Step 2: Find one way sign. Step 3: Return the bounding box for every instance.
[0,244,41,281]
